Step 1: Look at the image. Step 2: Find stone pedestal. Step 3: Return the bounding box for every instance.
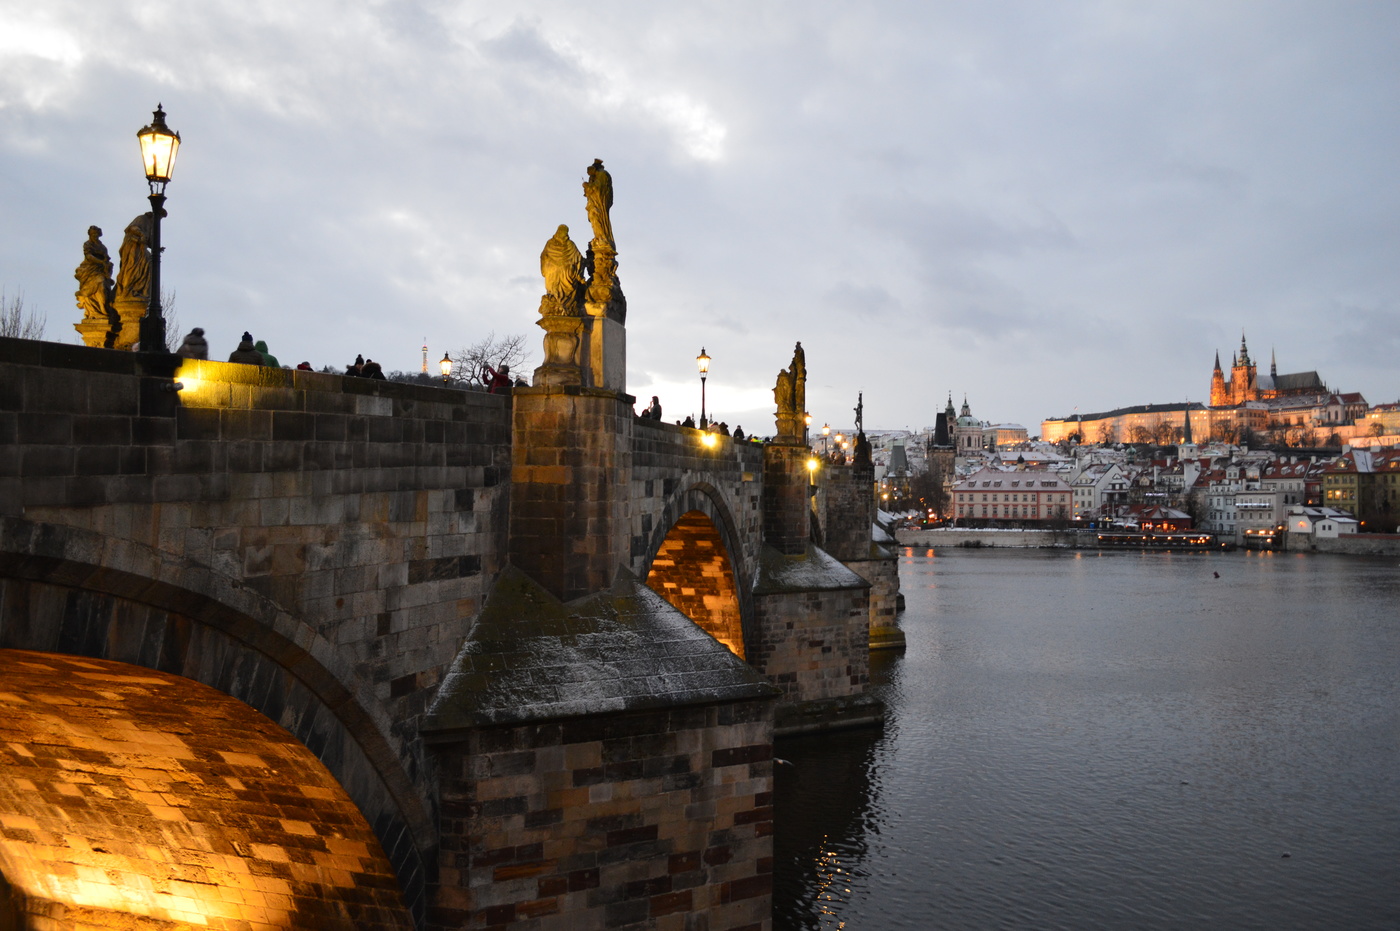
[73,317,117,349]
[112,296,147,351]
[532,314,584,387]
[582,308,626,392]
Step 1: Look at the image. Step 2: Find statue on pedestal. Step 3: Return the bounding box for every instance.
[74,226,113,321]
[73,226,118,348]
[772,342,807,441]
[534,225,586,386]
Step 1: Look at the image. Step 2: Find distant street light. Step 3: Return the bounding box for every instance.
[696,347,711,428]
[440,352,453,384]
[136,104,180,353]
[822,423,831,457]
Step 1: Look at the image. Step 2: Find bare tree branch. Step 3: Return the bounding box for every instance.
[449,332,531,387]
[0,290,46,340]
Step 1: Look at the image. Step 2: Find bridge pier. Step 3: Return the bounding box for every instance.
[748,443,883,735]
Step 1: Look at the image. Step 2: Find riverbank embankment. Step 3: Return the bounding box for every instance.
[896,528,1400,556]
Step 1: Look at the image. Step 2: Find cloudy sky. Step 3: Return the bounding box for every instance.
[3,2,1398,435]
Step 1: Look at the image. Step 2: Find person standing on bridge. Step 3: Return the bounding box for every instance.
[228,332,264,365]
[481,363,511,393]
[643,396,662,420]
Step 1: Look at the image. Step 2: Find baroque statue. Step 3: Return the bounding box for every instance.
[74,226,114,321]
[774,368,796,418]
[582,158,614,249]
[539,224,585,313]
[792,341,806,421]
[772,341,808,440]
[115,212,154,302]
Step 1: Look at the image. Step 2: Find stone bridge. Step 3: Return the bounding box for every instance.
[0,321,896,930]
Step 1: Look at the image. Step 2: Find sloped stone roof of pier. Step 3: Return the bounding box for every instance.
[752,544,870,595]
[422,567,777,733]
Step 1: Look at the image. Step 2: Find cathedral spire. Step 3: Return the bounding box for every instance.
[1213,350,1222,372]
[1271,347,1277,377]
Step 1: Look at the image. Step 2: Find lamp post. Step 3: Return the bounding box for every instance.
[696,347,711,428]
[804,412,812,446]
[136,104,180,353]
[822,423,831,457]
[440,352,453,385]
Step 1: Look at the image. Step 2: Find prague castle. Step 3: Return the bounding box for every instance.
[1209,332,1326,406]
[1041,331,1382,446]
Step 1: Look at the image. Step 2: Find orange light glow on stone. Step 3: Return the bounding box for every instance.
[0,650,411,930]
[645,510,745,658]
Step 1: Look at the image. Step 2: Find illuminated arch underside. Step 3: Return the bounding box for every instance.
[0,650,410,930]
[645,510,745,658]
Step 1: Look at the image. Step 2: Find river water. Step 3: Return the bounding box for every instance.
[774,548,1400,930]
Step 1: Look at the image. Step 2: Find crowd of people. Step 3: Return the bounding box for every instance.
[179,333,756,436]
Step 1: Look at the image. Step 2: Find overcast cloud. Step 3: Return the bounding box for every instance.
[3,1,1397,434]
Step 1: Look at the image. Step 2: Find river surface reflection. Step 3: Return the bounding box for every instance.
[774,548,1400,930]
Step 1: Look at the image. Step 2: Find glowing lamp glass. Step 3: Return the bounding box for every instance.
[440,353,453,377]
[137,105,180,184]
[696,347,710,375]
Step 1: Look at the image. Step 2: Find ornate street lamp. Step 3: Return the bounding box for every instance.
[696,347,711,428]
[136,104,180,353]
[822,423,831,457]
[440,352,453,385]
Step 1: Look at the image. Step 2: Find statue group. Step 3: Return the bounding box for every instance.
[537,158,623,317]
[73,211,158,350]
[534,160,628,386]
[772,342,807,441]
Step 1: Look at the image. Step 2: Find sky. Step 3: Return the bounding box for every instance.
[2,1,1398,436]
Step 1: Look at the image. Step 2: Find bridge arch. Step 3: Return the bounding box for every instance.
[0,518,433,927]
[639,482,755,659]
[0,649,413,929]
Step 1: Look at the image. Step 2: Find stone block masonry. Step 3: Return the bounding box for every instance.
[430,700,774,931]
[509,387,633,603]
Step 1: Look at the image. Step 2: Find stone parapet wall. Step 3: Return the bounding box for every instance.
[431,701,774,931]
